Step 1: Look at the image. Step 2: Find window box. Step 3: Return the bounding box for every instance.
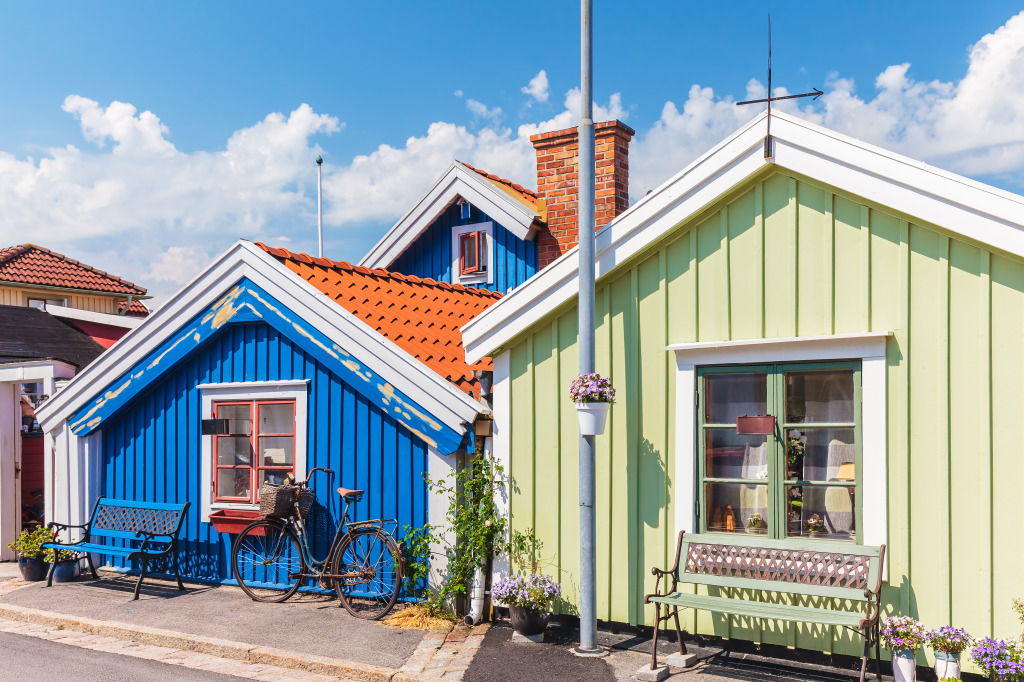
[209,508,262,535]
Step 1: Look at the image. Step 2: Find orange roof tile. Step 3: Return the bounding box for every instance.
[255,242,500,398]
[0,244,147,295]
[119,298,150,317]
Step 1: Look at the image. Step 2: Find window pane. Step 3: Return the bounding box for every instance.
[217,468,251,499]
[260,469,292,487]
[705,483,767,534]
[461,234,477,271]
[478,233,487,272]
[785,428,855,481]
[705,430,768,480]
[259,403,293,434]
[786,370,855,423]
[704,373,767,424]
[216,403,252,435]
[259,437,294,466]
[786,485,855,540]
[217,436,252,465]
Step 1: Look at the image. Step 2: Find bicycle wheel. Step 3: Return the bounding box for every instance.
[332,527,402,619]
[232,520,305,602]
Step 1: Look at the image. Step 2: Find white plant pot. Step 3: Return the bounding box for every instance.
[892,649,917,682]
[933,651,961,680]
[575,402,611,436]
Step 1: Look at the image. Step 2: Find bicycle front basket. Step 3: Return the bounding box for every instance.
[259,481,296,518]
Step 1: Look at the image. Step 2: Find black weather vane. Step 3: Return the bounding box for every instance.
[736,15,823,159]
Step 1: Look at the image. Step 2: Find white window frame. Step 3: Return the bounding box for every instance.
[668,332,889,578]
[198,380,309,522]
[451,221,493,286]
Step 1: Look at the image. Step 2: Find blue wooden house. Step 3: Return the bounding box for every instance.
[35,241,497,585]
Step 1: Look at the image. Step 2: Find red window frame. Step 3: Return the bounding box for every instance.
[459,231,486,275]
[212,399,296,504]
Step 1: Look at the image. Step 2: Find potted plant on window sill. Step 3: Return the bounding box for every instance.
[805,514,826,538]
[492,573,561,639]
[6,526,51,581]
[927,626,972,680]
[569,373,616,436]
[880,616,926,682]
[746,513,767,535]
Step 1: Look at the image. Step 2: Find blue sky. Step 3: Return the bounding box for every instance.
[2,2,1024,303]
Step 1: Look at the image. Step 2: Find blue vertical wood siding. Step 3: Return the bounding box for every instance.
[100,321,429,584]
[389,202,537,294]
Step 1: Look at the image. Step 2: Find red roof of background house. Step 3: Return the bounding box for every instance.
[119,298,150,317]
[458,162,543,217]
[0,245,147,295]
[256,242,500,398]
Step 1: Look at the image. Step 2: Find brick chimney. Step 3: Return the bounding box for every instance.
[531,120,635,269]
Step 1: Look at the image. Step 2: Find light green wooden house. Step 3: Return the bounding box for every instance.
[462,110,1024,670]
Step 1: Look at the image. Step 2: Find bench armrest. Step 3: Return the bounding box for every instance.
[644,531,686,603]
[47,521,90,536]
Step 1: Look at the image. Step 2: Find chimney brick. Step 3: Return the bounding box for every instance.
[531,120,634,270]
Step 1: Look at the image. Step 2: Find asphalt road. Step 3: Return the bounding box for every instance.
[0,631,243,681]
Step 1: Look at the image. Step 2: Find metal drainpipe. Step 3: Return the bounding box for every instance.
[576,0,598,655]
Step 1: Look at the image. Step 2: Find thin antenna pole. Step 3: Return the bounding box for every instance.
[576,0,598,656]
[766,14,773,158]
[316,155,324,258]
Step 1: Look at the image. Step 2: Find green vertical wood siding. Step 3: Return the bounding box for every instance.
[504,168,1024,660]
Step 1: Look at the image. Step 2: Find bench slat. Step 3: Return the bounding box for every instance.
[88,528,174,541]
[95,498,188,512]
[41,542,137,558]
[648,592,866,627]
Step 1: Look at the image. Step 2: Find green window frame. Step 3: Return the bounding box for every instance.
[697,361,862,542]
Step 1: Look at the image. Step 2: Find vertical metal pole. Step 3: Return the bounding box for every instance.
[577,0,598,655]
[316,155,324,258]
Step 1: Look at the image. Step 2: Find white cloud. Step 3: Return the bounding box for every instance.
[147,245,213,285]
[466,98,503,125]
[521,70,549,104]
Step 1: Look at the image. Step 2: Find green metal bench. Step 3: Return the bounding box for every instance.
[43,498,190,600]
[645,532,885,681]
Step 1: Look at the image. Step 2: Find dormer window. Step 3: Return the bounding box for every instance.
[452,221,493,285]
[459,231,486,275]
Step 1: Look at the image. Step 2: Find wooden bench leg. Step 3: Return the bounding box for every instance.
[650,602,662,670]
[133,559,147,600]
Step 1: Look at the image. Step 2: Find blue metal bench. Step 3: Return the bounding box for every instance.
[43,498,190,600]
[645,532,885,681]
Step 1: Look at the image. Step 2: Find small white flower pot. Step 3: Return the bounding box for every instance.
[892,649,917,682]
[575,402,611,436]
[933,651,961,679]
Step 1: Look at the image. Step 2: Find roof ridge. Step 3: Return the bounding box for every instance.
[457,161,538,199]
[0,243,148,294]
[254,242,504,299]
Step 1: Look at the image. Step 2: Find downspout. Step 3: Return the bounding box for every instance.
[118,294,134,316]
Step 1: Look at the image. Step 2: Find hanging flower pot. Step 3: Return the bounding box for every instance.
[569,373,616,437]
[575,402,610,436]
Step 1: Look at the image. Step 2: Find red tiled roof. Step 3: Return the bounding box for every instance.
[0,244,147,295]
[458,162,542,214]
[256,242,500,397]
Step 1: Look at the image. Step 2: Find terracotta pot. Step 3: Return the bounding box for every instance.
[509,606,549,636]
[17,556,48,582]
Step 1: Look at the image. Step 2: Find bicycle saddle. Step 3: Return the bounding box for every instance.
[337,486,364,500]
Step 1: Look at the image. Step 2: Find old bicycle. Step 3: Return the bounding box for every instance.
[230,467,403,619]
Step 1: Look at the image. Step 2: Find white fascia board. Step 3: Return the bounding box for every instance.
[360,163,539,269]
[38,241,483,434]
[47,306,144,329]
[0,360,76,383]
[463,109,1024,364]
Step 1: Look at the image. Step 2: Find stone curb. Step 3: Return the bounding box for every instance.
[0,602,399,681]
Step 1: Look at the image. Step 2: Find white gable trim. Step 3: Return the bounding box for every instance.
[36,241,483,437]
[360,162,539,269]
[462,109,1024,365]
[47,306,144,330]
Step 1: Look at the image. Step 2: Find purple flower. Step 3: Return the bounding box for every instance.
[569,373,616,404]
[879,616,926,651]
[492,573,561,611]
[971,638,1024,680]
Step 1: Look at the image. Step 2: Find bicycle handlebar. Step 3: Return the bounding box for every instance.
[301,467,334,485]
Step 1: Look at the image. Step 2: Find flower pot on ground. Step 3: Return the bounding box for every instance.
[52,559,81,583]
[16,556,49,582]
[6,526,53,581]
[569,373,616,437]
[927,626,973,680]
[970,637,1024,681]
[880,616,926,682]
[492,573,561,637]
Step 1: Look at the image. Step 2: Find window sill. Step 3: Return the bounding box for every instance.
[455,273,488,286]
